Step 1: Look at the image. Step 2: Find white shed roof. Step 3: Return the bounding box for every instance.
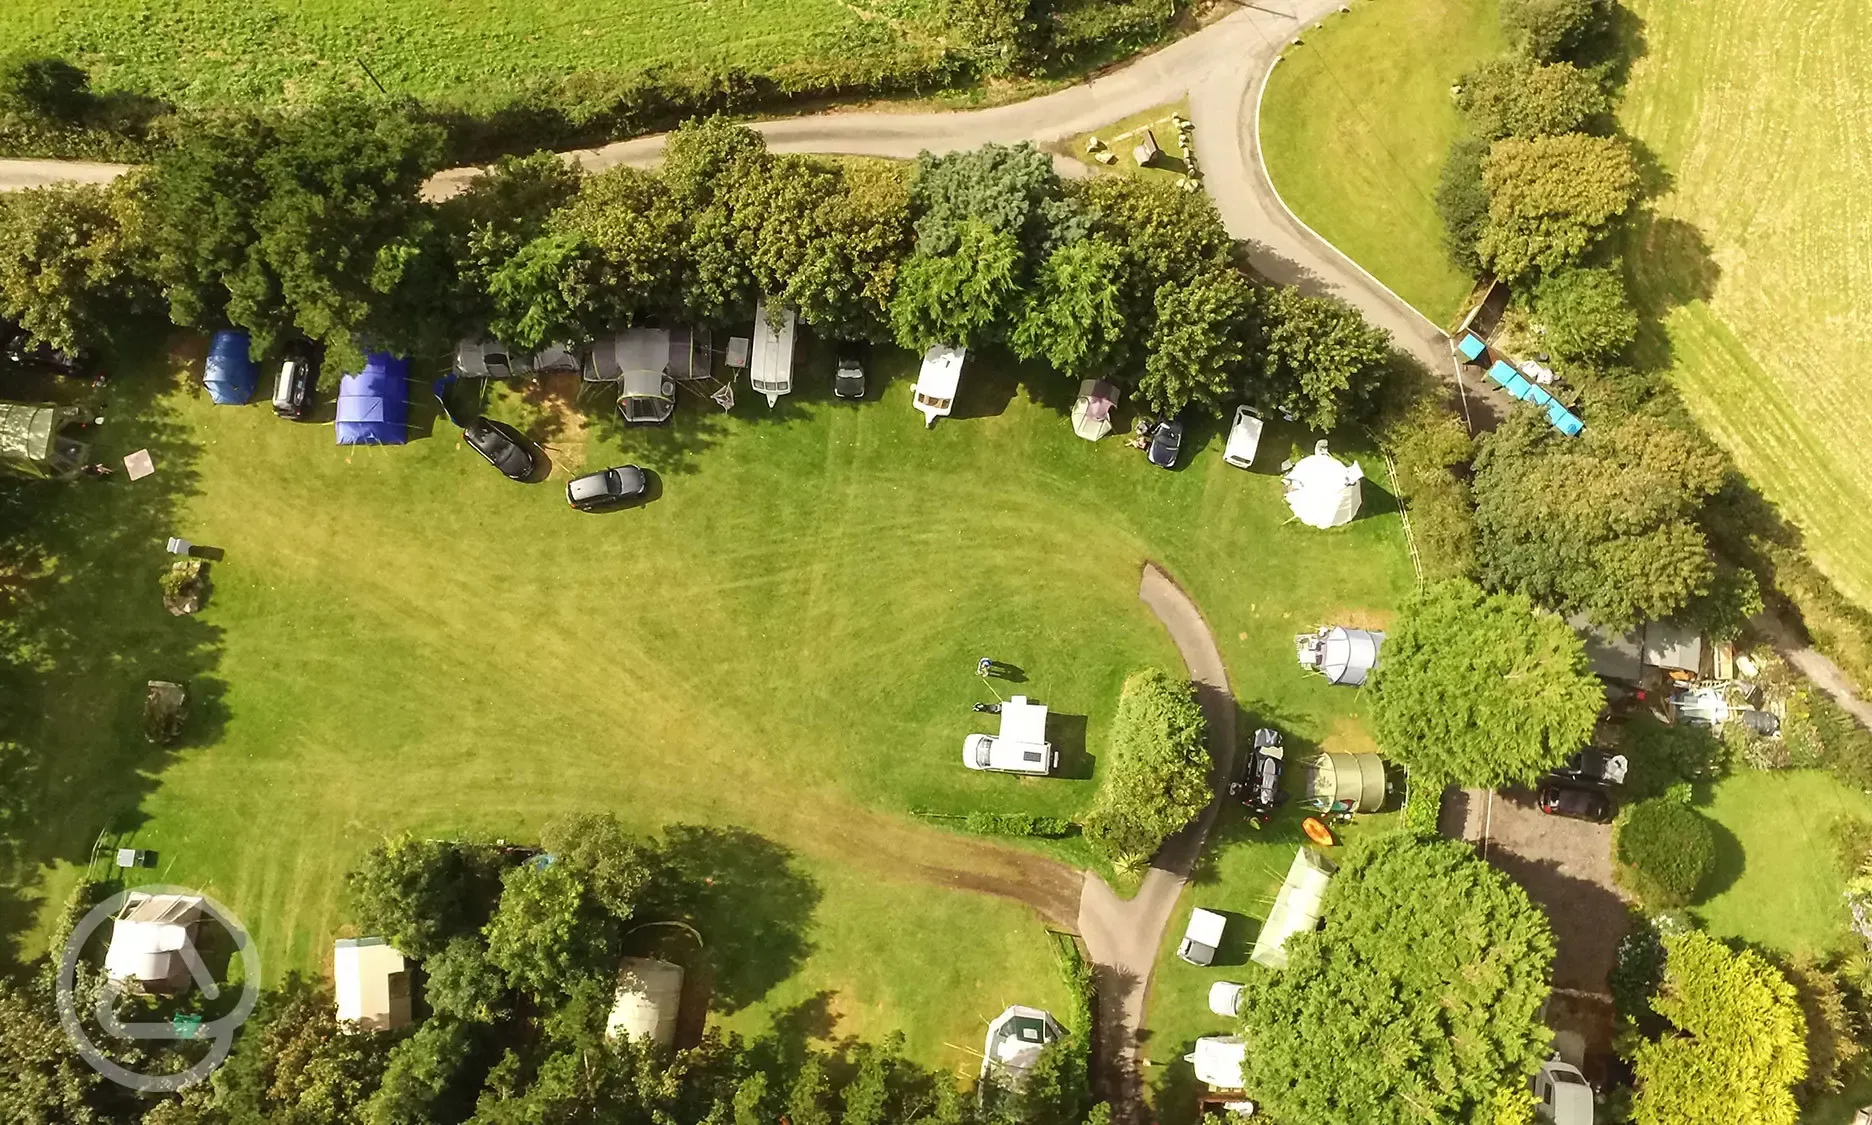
[1282,443,1364,529]
[334,937,410,1031]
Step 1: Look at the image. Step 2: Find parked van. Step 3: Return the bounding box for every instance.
[1178,907,1227,965]
[962,696,1056,775]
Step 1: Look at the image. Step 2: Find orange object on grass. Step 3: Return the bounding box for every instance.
[1302,817,1335,847]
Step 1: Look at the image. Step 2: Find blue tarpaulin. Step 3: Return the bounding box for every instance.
[203,330,257,405]
[1457,334,1487,361]
[335,354,410,446]
[1549,402,1584,436]
[1488,359,1518,387]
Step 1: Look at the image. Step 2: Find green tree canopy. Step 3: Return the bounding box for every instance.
[1372,580,1603,786]
[1472,410,1727,628]
[485,231,599,352]
[1436,135,1492,275]
[888,219,1023,351]
[437,151,583,337]
[1011,236,1129,376]
[483,861,617,1001]
[1499,0,1605,61]
[344,834,497,959]
[549,164,687,332]
[1072,175,1232,370]
[1479,133,1638,280]
[1140,266,1261,417]
[0,182,150,354]
[360,1019,479,1125]
[540,812,654,921]
[1457,57,1607,139]
[1081,669,1210,868]
[1237,835,1556,1125]
[1531,264,1637,362]
[1255,287,1394,432]
[0,55,92,123]
[0,976,104,1124]
[1632,931,1806,1125]
[422,936,510,1025]
[908,142,1082,260]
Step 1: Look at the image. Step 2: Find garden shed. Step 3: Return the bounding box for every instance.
[203,330,257,405]
[1282,441,1363,528]
[104,892,204,991]
[605,957,684,1047]
[335,354,410,446]
[1642,621,1704,675]
[1302,751,1387,813]
[1295,625,1383,686]
[0,402,87,479]
[981,1005,1063,1086]
[749,299,796,407]
[334,937,411,1031]
[1070,379,1118,441]
[1250,848,1336,970]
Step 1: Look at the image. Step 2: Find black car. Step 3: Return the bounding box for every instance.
[567,465,648,511]
[834,346,866,400]
[271,342,320,419]
[1228,728,1286,821]
[463,418,540,482]
[2,320,86,376]
[1537,783,1612,822]
[1147,420,1183,469]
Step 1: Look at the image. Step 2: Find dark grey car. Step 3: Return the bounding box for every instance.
[567,465,648,510]
[1148,420,1184,469]
[463,417,540,482]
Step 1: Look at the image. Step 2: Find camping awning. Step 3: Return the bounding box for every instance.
[0,402,56,463]
[1250,848,1336,970]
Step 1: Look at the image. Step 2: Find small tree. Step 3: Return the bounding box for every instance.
[539,812,654,921]
[483,862,616,1001]
[1457,57,1608,139]
[1139,266,1261,418]
[1372,581,1603,787]
[1237,835,1556,1125]
[422,937,509,1025]
[345,835,495,959]
[1081,669,1210,868]
[1631,931,1806,1125]
[1533,265,1637,361]
[361,1019,479,1125]
[909,142,1079,260]
[0,182,150,355]
[888,220,1023,352]
[1253,287,1394,432]
[1500,0,1604,61]
[1612,799,1716,908]
[1479,133,1638,280]
[1010,236,1129,377]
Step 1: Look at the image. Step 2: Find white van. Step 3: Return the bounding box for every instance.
[962,696,1056,775]
[1178,907,1227,965]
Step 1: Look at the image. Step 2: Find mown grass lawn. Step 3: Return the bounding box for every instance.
[6,0,943,110]
[1257,0,1502,324]
[1,336,1412,1071]
[1693,769,1872,958]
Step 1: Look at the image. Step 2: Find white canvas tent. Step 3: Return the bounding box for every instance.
[914,345,966,427]
[1070,379,1119,441]
[1186,1036,1248,1090]
[606,957,684,1047]
[334,937,411,1031]
[1282,440,1364,528]
[749,299,796,407]
[1250,848,1336,970]
[104,892,204,990]
[981,1005,1064,1086]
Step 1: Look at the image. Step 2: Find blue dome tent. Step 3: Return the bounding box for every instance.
[203,330,257,405]
[335,354,410,446]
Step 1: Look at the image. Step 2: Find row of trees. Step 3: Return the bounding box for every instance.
[0,109,1402,429]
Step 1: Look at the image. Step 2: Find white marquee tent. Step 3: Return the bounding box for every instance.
[1282,441,1364,528]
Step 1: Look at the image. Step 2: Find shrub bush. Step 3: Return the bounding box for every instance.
[1616,714,1725,802]
[1080,669,1210,868]
[1832,815,1872,877]
[1434,135,1490,275]
[1382,402,1478,581]
[1401,770,1449,836]
[1613,798,1717,908]
[1456,57,1607,139]
[1500,0,1605,62]
[963,812,1074,837]
[1532,265,1638,362]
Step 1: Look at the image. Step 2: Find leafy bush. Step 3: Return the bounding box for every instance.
[1609,911,1681,1027]
[1785,689,1872,791]
[1401,770,1450,836]
[1435,135,1490,275]
[964,812,1074,837]
[1832,815,1872,877]
[1532,265,1638,362]
[1456,57,1607,139]
[1382,403,1478,581]
[1616,714,1725,802]
[1782,954,1864,1100]
[1500,0,1605,62]
[1613,798,1716,908]
[1081,669,1210,868]
[158,558,201,597]
[1479,133,1639,281]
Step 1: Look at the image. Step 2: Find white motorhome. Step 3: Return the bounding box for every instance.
[749,299,796,407]
[914,344,966,427]
[1532,1058,1594,1125]
[962,695,1057,775]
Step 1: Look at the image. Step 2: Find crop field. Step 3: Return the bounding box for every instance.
[0,338,1410,1070]
[1258,0,1503,323]
[1620,0,1872,612]
[4,0,945,109]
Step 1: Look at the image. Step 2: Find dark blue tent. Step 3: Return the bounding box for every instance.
[335,353,410,446]
[203,330,257,405]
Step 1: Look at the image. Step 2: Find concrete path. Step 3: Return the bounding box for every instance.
[1753,612,1872,727]
[1078,563,1238,1116]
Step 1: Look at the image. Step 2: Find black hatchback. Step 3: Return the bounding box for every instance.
[463,418,540,482]
[1147,420,1184,469]
[567,465,648,510]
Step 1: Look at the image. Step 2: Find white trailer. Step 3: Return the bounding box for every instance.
[749,299,796,407]
[962,695,1057,775]
[914,344,966,427]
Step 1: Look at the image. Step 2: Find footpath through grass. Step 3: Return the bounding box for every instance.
[1258,0,1501,324]
[1619,0,1872,612]
[2,339,1411,1071]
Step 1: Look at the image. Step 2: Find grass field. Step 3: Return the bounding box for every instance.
[1693,770,1872,958]
[1620,0,1872,612]
[3,0,945,109]
[0,337,1412,1070]
[1258,0,1501,323]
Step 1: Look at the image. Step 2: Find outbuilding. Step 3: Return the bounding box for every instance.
[0,401,88,479]
[203,330,257,405]
[914,345,966,427]
[605,957,684,1047]
[1282,441,1363,528]
[981,1005,1064,1086]
[335,354,410,446]
[749,299,797,407]
[1296,625,1383,686]
[1251,848,1336,970]
[334,937,411,1031]
[1070,379,1118,441]
[104,892,205,992]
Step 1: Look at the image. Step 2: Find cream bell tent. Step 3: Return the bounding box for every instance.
[1070,379,1119,441]
[334,937,411,1031]
[606,957,684,1047]
[1282,440,1363,528]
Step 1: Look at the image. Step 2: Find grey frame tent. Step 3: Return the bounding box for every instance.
[1296,626,1383,686]
[0,401,87,479]
[1250,848,1336,970]
[454,338,534,380]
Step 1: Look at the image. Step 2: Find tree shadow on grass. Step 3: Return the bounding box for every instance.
[1051,712,1096,781]
[1699,817,1745,901]
[646,825,821,1014]
[0,331,226,967]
